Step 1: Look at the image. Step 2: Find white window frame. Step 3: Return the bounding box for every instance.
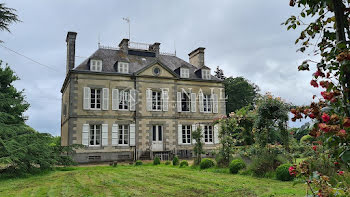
[118,125,129,145]
[182,125,191,144]
[204,125,213,144]
[90,60,102,72]
[203,94,212,113]
[181,92,191,112]
[119,90,129,110]
[89,124,101,146]
[152,125,163,141]
[180,68,189,78]
[152,91,162,111]
[118,62,129,73]
[90,89,101,110]
[202,69,211,80]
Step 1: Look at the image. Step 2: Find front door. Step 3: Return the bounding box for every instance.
[152,125,163,151]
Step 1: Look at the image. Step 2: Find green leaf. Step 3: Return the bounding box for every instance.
[341,150,350,163]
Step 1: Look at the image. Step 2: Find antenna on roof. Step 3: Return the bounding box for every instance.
[98,33,101,48]
[122,17,131,40]
[174,40,176,56]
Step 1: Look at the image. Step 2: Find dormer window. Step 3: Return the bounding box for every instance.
[118,62,129,73]
[180,68,189,78]
[202,69,211,80]
[90,60,102,72]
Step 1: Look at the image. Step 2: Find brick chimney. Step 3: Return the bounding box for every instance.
[149,42,160,56]
[66,32,77,74]
[188,47,205,68]
[118,38,129,53]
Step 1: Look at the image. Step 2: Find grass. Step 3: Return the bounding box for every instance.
[0,164,305,197]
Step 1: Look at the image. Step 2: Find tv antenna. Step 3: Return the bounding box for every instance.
[122,17,130,40]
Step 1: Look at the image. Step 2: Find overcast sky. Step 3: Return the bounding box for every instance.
[0,0,318,136]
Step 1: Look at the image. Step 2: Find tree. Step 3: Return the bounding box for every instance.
[214,66,226,80]
[0,3,20,42]
[192,126,204,165]
[224,77,260,114]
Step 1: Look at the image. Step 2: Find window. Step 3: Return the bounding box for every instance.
[90,125,101,146]
[152,125,163,141]
[118,125,129,145]
[91,89,101,109]
[181,92,190,112]
[119,90,129,110]
[182,125,191,144]
[203,94,212,112]
[153,67,161,76]
[202,69,211,80]
[180,68,189,78]
[118,62,129,73]
[204,125,213,143]
[90,60,102,72]
[152,91,162,111]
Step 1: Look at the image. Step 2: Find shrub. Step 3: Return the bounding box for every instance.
[276,163,294,181]
[173,156,179,166]
[135,160,143,166]
[248,149,288,177]
[110,161,117,167]
[165,161,171,165]
[300,135,314,144]
[153,156,160,165]
[200,158,215,169]
[229,159,246,174]
[179,160,189,168]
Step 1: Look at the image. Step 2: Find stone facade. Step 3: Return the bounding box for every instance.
[61,32,226,163]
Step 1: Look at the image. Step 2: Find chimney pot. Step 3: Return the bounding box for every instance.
[149,42,160,56]
[118,38,129,52]
[188,47,205,68]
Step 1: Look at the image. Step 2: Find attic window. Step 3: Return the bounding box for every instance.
[118,62,129,73]
[202,69,211,80]
[90,60,102,72]
[180,68,189,78]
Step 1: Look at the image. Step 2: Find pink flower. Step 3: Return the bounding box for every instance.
[312,145,317,151]
[321,113,330,123]
[338,171,344,175]
[310,80,319,88]
[289,166,297,176]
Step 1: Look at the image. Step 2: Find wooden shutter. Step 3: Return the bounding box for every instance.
[191,93,196,112]
[102,88,109,110]
[162,90,168,111]
[146,89,152,111]
[129,123,136,146]
[214,124,219,144]
[213,94,218,113]
[112,124,118,146]
[177,92,182,112]
[178,124,182,145]
[102,124,108,146]
[199,93,204,112]
[83,87,91,110]
[82,124,89,146]
[112,89,119,110]
[191,124,197,144]
[129,89,136,111]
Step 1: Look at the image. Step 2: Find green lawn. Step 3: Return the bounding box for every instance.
[0,164,305,197]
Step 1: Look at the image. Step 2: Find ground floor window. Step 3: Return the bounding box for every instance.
[182,125,191,144]
[90,124,101,146]
[118,125,129,145]
[152,125,163,141]
[204,125,213,143]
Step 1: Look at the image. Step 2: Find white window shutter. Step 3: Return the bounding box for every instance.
[83,87,91,110]
[129,124,136,146]
[191,93,196,112]
[112,89,119,110]
[112,124,118,146]
[162,90,168,111]
[214,124,219,144]
[146,89,152,111]
[178,124,182,145]
[102,124,108,146]
[102,88,109,110]
[192,124,197,144]
[199,93,204,112]
[129,89,136,111]
[177,92,182,112]
[82,124,89,146]
[213,94,218,113]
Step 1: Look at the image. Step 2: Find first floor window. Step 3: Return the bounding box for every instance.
[90,124,101,146]
[204,125,213,143]
[152,91,162,111]
[119,90,129,110]
[182,125,191,144]
[118,125,129,145]
[181,92,190,112]
[203,94,212,112]
[91,89,101,109]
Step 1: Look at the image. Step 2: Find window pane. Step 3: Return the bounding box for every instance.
[158,126,162,141]
[153,126,156,141]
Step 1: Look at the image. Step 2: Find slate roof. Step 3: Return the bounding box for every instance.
[74,48,222,81]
